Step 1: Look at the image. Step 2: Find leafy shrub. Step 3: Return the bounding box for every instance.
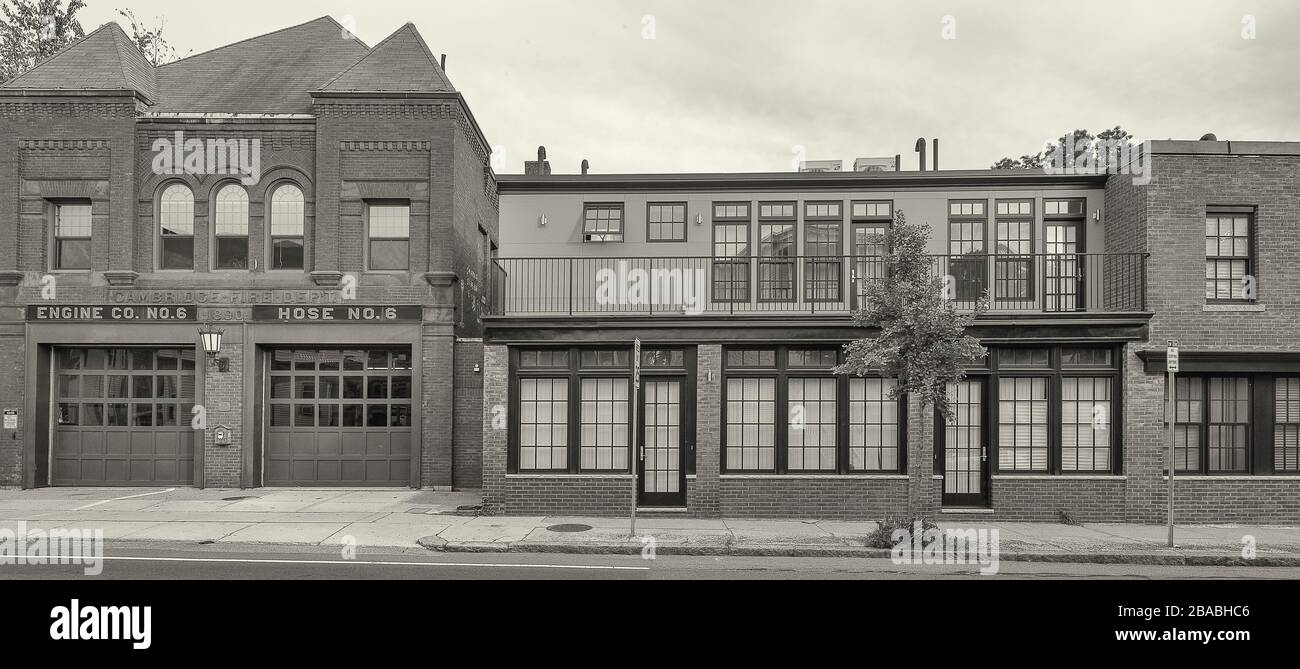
[866,514,940,549]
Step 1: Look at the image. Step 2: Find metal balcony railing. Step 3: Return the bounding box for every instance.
[485,253,1148,317]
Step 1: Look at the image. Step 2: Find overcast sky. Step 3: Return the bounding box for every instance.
[78,0,1299,174]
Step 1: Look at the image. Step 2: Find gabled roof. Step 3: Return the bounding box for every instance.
[152,16,370,113]
[317,23,454,94]
[2,22,157,100]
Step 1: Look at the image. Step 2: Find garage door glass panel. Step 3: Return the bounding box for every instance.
[53,347,196,486]
[266,347,414,486]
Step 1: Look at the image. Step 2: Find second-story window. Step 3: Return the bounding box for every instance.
[213,185,249,270]
[994,199,1034,306]
[52,201,92,270]
[159,184,194,270]
[1205,209,1254,302]
[712,202,751,302]
[367,203,410,271]
[270,184,305,270]
[647,203,686,242]
[583,203,624,242]
[757,202,795,301]
[947,199,988,307]
[804,201,843,302]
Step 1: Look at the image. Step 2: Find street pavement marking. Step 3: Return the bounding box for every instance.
[31,555,650,571]
[72,488,177,511]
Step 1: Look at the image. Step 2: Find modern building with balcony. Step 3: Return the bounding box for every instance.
[486,139,1300,523]
[0,18,497,491]
[483,149,1166,520]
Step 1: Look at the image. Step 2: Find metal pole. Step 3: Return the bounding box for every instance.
[629,338,641,539]
[1166,340,1178,548]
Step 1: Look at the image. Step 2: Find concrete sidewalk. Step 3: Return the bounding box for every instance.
[2,487,1298,566]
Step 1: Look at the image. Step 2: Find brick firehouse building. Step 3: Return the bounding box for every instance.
[0,18,496,490]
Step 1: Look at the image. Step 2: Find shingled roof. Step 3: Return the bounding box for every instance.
[152,16,370,113]
[2,17,468,115]
[1,22,158,100]
[317,23,454,94]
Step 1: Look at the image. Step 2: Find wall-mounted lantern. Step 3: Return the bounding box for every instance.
[199,322,229,373]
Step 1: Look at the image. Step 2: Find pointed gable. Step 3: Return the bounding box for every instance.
[2,23,157,100]
[317,23,454,94]
[152,16,370,113]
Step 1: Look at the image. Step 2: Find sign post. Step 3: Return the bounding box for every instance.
[1166,341,1179,548]
[629,338,642,539]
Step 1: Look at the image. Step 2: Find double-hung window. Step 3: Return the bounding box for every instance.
[367,203,410,271]
[52,201,92,270]
[1205,208,1254,302]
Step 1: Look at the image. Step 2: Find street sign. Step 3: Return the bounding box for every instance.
[633,338,642,390]
[1166,346,1179,373]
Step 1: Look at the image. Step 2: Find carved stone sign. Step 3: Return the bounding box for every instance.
[27,304,196,322]
[107,290,342,306]
[251,305,423,322]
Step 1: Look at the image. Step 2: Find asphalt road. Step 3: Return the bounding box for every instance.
[3,543,1300,580]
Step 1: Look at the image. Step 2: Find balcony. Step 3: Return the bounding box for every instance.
[485,253,1148,318]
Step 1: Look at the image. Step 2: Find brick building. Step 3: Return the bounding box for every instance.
[485,140,1300,523]
[0,18,496,490]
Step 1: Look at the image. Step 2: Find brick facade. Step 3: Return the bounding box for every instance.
[0,20,495,491]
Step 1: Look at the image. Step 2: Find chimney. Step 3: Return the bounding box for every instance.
[914,138,927,172]
[894,154,901,172]
[581,159,590,175]
[524,146,551,176]
[439,54,447,70]
[932,138,939,171]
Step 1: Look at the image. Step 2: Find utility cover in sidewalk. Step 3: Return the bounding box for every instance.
[546,524,593,533]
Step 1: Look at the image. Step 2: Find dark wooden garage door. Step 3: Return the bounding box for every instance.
[265,348,413,486]
[53,348,197,486]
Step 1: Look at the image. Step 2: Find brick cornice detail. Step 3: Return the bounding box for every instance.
[0,101,136,119]
[339,140,431,152]
[19,139,112,151]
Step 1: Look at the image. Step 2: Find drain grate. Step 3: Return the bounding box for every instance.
[546,524,593,533]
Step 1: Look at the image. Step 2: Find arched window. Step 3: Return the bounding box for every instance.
[213,184,249,269]
[269,184,305,270]
[159,184,194,270]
